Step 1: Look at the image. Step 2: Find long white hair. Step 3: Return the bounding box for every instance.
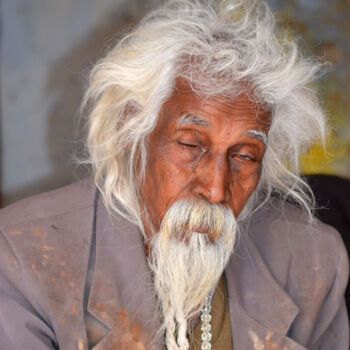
[82,0,327,230]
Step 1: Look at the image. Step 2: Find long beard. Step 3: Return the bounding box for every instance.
[147,199,237,350]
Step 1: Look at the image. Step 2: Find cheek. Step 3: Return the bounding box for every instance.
[145,141,195,201]
[229,162,262,214]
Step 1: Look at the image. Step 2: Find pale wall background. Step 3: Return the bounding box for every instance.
[1,0,349,206]
[1,0,160,205]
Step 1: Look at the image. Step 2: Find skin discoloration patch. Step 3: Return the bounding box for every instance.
[265,331,273,342]
[99,309,149,350]
[7,256,18,265]
[31,226,47,239]
[68,281,76,288]
[14,220,91,345]
[7,227,21,235]
[59,317,67,325]
[36,243,54,251]
[249,330,265,350]
[265,331,279,349]
[249,330,285,350]
[94,303,110,322]
[72,304,78,314]
[23,235,87,326]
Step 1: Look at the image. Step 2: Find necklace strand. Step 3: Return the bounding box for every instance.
[200,292,214,350]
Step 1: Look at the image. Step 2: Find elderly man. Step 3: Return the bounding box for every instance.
[0,0,348,349]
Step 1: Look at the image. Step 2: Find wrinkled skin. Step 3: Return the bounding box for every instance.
[140,81,271,239]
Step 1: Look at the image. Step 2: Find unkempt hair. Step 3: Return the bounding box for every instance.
[82,0,327,229]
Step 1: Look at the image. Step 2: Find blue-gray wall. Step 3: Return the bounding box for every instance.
[1,0,158,204]
[1,0,349,205]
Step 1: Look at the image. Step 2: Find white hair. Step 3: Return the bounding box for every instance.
[82,0,327,229]
[148,199,237,349]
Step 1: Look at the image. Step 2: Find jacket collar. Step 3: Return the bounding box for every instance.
[87,194,161,347]
[87,194,299,348]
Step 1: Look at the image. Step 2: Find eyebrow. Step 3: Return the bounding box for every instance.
[177,115,268,144]
[246,129,268,145]
[177,114,210,127]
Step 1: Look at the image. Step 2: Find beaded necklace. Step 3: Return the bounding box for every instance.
[200,291,214,350]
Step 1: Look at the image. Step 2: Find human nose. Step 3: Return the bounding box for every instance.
[192,153,231,203]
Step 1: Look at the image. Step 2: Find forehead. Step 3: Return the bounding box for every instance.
[157,88,271,133]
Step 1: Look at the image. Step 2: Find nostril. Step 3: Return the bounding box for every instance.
[225,188,232,202]
[198,193,210,202]
[192,178,228,204]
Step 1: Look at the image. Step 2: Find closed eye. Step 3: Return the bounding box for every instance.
[232,153,256,161]
[177,141,199,148]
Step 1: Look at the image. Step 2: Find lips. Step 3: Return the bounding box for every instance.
[172,224,221,243]
[158,199,229,245]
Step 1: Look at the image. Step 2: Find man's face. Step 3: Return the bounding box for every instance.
[140,83,270,238]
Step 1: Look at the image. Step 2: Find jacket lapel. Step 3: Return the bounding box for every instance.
[87,195,161,349]
[225,232,300,349]
[87,194,300,349]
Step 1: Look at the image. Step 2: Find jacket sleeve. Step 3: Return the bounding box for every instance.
[0,230,58,350]
[309,229,349,350]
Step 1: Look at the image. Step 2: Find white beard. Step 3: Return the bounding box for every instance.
[147,199,237,350]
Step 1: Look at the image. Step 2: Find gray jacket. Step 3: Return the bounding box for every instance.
[0,178,348,349]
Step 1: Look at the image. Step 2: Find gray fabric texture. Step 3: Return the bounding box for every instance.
[0,178,348,349]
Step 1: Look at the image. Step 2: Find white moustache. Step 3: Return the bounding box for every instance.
[148,199,237,350]
[158,198,236,244]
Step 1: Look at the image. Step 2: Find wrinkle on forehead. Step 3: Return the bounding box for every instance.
[199,94,271,123]
[174,77,271,121]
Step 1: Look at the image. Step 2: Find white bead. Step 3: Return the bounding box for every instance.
[201,341,212,350]
[201,291,214,350]
[202,303,212,313]
[201,313,211,323]
[201,331,212,342]
[201,323,211,332]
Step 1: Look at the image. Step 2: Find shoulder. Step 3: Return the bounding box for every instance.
[0,178,96,303]
[0,177,96,230]
[0,178,97,345]
[249,197,349,292]
[248,197,349,346]
[0,177,95,266]
[0,175,96,256]
[0,177,96,263]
